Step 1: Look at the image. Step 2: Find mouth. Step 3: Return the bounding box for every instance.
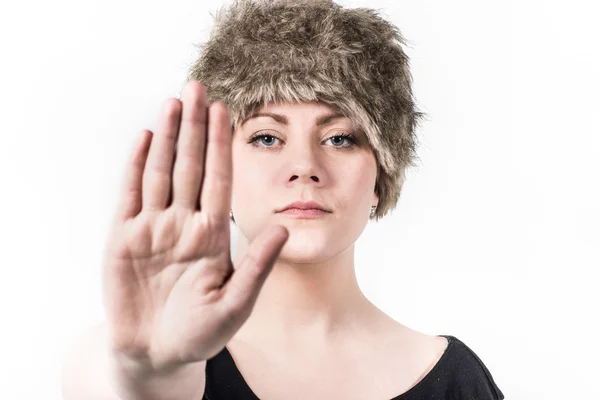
[277,200,331,213]
[277,208,330,218]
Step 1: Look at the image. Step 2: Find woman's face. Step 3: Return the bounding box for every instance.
[231,101,379,263]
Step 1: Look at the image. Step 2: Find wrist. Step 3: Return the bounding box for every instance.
[106,346,205,400]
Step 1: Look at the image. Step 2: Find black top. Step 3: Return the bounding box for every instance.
[203,335,504,400]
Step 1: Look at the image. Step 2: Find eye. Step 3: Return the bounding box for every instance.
[325,133,357,148]
[248,132,282,148]
[248,132,357,149]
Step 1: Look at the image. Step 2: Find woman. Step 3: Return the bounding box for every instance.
[63,0,504,399]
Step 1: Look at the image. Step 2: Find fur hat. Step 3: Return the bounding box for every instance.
[185,0,425,220]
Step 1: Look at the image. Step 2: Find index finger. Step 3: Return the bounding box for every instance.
[199,101,233,219]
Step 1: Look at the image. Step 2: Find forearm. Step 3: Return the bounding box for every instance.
[62,323,206,400]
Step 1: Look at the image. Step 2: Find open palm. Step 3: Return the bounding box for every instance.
[101,80,289,374]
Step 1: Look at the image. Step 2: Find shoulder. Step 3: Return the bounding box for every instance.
[430,335,505,400]
[377,324,504,400]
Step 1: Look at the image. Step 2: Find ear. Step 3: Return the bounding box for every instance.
[374,160,382,198]
[372,191,379,208]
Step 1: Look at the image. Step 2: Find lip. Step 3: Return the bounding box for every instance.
[278,208,330,218]
[277,201,331,213]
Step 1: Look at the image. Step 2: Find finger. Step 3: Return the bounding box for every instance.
[142,98,182,212]
[221,225,289,319]
[171,81,208,210]
[199,101,232,218]
[116,129,152,221]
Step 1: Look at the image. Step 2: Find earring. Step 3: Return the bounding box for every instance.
[230,209,235,222]
[370,205,377,217]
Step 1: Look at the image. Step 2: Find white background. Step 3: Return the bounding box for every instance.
[1,0,598,398]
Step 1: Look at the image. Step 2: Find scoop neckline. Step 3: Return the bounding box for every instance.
[388,334,454,399]
[221,334,455,400]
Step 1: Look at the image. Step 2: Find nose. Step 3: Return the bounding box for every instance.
[289,174,319,183]
[284,141,324,187]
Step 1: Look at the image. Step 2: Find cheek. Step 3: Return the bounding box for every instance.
[232,154,272,200]
[342,157,377,191]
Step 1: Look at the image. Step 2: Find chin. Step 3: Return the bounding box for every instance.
[277,229,339,262]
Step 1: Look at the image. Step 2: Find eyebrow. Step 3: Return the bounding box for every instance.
[240,111,348,127]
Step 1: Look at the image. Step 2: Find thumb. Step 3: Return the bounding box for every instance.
[222,225,289,318]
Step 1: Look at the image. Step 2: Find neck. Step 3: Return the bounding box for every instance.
[231,235,382,351]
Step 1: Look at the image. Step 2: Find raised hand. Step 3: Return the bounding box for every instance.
[101,80,289,375]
